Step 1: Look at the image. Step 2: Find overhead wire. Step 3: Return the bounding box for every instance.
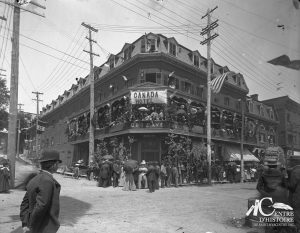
[38,26,85,91]
[39,29,90,96]
[114,0,298,101]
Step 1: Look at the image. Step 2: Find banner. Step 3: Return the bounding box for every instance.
[130,90,167,104]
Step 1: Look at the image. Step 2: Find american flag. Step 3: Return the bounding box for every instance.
[210,72,232,94]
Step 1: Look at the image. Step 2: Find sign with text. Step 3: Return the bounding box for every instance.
[130,90,167,104]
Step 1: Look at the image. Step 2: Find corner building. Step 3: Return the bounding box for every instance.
[40,33,278,166]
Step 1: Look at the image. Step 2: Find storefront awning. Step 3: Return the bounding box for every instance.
[224,146,260,162]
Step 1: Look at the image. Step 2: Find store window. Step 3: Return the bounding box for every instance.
[145,72,162,84]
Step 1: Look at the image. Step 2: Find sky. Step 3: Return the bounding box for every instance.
[0,0,299,114]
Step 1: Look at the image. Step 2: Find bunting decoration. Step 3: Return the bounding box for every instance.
[210,72,232,94]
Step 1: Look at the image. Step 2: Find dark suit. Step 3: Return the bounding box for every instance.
[99,162,112,187]
[20,171,61,233]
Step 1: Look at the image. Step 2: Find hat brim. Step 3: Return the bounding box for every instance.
[39,159,62,163]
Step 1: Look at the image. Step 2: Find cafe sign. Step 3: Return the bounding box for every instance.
[130,90,167,104]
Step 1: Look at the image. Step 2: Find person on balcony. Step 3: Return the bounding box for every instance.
[137,160,148,189]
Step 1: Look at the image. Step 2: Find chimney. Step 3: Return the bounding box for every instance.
[250,94,258,101]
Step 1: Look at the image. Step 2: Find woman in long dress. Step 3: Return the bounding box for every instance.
[0,164,10,193]
[118,166,125,187]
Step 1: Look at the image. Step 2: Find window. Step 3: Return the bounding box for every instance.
[248,101,253,112]
[288,134,293,145]
[260,105,264,117]
[109,57,114,69]
[124,46,132,60]
[168,76,179,89]
[287,113,290,122]
[270,109,274,120]
[236,101,241,110]
[169,42,176,56]
[224,97,230,106]
[148,39,156,52]
[233,75,237,83]
[193,55,199,67]
[196,86,204,98]
[145,72,162,84]
[237,76,241,86]
[184,81,192,94]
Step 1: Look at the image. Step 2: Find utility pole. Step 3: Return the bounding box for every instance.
[17,103,24,158]
[3,0,45,188]
[240,99,245,183]
[32,91,43,158]
[201,7,219,185]
[81,22,99,164]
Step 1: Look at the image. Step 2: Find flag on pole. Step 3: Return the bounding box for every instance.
[210,72,232,94]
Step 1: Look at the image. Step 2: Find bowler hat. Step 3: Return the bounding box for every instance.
[39,150,62,163]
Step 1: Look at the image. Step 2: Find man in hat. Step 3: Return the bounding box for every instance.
[20,150,62,233]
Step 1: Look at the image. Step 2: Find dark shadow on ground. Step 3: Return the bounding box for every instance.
[60,195,92,226]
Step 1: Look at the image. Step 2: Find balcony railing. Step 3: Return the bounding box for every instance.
[68,120,260,145]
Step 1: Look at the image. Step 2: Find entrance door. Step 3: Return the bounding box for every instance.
[141,136,160,162]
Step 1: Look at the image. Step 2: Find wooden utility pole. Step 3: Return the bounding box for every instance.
[4,0,45,188]
[240,100,245,183]
[81,22,99,164]
[17,103,24,158]
[32,91,43,158]
[7,2,21,188]
[201,7,218,185]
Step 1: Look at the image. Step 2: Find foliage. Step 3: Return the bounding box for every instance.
[0,110,8,130]
[164,133,192,164]
[0,77,9,130]
[94,139,108,166]
[0,77,9,109]
[110,137,127,161]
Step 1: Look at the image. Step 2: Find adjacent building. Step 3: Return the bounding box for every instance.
[263,96,300,157]
[39,33,278,166]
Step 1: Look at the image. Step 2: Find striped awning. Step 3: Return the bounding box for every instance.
[225,146,260,162]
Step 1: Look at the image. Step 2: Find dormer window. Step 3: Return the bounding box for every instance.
[248,100,253,113]
[124,46,132,60]
[193,55,199,67]
[270,109,274,120]
[169,42,176,56]
[109,56,115,69]
[260,105,264,117]
[224,97,230,106]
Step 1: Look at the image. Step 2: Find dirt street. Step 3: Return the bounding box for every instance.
[0,174,264,233]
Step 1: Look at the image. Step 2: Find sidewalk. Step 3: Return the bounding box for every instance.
[0,174,263,233]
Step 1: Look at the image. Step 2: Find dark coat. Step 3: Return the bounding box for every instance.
[288,165,300,229]
[100,162,112,179]
[20,171,61,233]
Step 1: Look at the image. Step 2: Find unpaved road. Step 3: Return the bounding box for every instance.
[0,174,264,233]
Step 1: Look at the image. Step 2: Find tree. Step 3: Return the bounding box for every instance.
[0,77,9,130]
[94,139,108,166]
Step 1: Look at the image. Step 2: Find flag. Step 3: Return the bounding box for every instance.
[210,72,232,93]
[267,55,300,70]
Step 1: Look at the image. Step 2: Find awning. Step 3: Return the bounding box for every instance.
[294,151,300,156]
[224,145,260,162]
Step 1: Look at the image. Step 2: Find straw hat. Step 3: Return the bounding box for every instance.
[140,160,146,165]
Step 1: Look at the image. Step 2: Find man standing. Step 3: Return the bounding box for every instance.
[20,150,62,233]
